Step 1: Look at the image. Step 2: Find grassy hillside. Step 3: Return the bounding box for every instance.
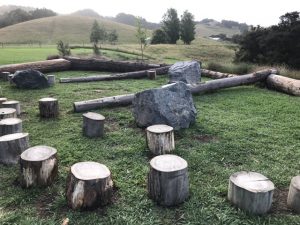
[0,15,137,44]
[196,23,241,37]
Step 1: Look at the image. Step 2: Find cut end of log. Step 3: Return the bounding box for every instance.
[0,108,16,118]
[21,145,57,161]
[146,124,173,133]
[230,171,274,193]
[0,132,28,142]
[290,176,300,190]
[71,161,111,180]
[83,112,105,121]
[2,100,19,105]
[0,97,8,103]
[150,154,187,172]
[39,97,57,102]
[0,118,22,125]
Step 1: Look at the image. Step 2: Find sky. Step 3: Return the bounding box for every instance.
[0,0,299,26]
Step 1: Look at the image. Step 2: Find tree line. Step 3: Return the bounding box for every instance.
[0,8,56,28]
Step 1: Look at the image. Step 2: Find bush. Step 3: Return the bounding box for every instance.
[206,62,253,75]
[57,41,71,56]
[151,29,168,44]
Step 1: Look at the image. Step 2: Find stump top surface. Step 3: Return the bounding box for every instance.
[146,124,173,133]
[150,154,187,172]
[39,97,57,102]
[47,75,55,77]
[0,132,28,142]
[21,145,57,161]
[83,112,105,121]
[230,171,274,192]
[71,161,111,180]
[0,118,22,125]
[0,108,16,115]
[291,176,300,189]
[2,100,19,105]
[0,98,7,102]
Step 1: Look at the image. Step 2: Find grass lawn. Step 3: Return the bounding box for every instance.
[0,45,300,225]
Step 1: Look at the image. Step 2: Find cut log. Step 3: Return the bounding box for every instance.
[266,74,300,96]
[0,118,22,136]
[228,171,274,215]
[0,98,7,106]
[39,97,59,118]
[201,69,237,79]
[0,59,71,74]
[64,56,162,72]
[0,132,29,165]
[0,72,10,81]
[146,124,175,155]
[1,100,21,115]
[0,108,17,120]
[148,154,189,206]
[47,75,55,86]
[147,70,156,80]
[20,145,58,188]
[287,176,300,213]
[66,161,113,210]
[74,94,135,112]
[83,112,105,138]
[59,66,170,83]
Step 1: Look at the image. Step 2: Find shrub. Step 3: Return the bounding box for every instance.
[57,41,71,56]
[206,62,253,75]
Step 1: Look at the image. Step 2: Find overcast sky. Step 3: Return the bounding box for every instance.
[1,0,299,26]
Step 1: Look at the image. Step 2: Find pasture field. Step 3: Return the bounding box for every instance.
[0,43,300,225]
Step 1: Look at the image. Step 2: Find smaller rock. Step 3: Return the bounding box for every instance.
[12,69,49,89]
[168,61,201,84]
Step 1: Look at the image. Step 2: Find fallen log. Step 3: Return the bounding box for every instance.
[73,69,276,112]
[266,74,300,96]
[0,59,71,74]
[201,69,237,79]
[59,66,170,83]
[64,56,163,72]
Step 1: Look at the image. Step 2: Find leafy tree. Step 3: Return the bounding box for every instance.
[180,11,195,44]
[151,29,168,44]
[108,30,118,45]
[136,17,148,60]
[57,40,71,56]
[162,8,180,44]
[90,20,107,48]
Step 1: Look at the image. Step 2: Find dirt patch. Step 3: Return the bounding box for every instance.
[36,192,57,218]
[194,134,219,143]
[105,118,120,132]
[270,188,293,215]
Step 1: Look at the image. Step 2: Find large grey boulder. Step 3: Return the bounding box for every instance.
[132,82,197,130]
[168,61,201,84]
[12,69,49,89]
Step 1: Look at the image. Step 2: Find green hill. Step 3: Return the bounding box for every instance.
[0,15,137,44]
[195,23,241,37]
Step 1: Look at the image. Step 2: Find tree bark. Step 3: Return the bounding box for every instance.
[63,56,163,72]
[0,108,17,120]
[20,145,58,188]
[228,171,274,215]
[1,100,21,115]
[0,133,29,165]
[83,112,105,138]
[201,69,238,79]
[39,98,59,118]
[148,154,189,206]
[287,176,300,213]
[0,59,71,74]
[0,118,22,136]
[66,161,113,210]
[147,70,156,80]
[59,66,170,83]
[146,124,175,155]
[266,74,300,96]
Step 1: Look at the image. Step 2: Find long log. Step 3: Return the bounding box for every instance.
[73,69,275,112]
[59,66,170,83]
[201,69,237,79]
[64,56,163,72]
[0,59,71,74]
[266,74,300,96]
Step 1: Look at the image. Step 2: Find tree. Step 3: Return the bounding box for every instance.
[162,8,180,44]
[57,40,71,56]
[136,17,148,60]
[151,29,168,44]
[108,30,118,45]
[180,11,196,44]
[90,20,107,47]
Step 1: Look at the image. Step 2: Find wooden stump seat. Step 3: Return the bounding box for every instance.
[0,118,22,136]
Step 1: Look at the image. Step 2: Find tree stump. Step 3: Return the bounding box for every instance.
[0,133,29,165]
[147,70,156,80]
[1,72,10,81]
[146,124,175,155]
[66,161,114,210]
[0,118,22,136]
[20,145,58,188]
[0,98,7,106]
[8,74,14,84]
[47,75,55,86]
[228,171,274,215]
[39,97,59,118]
[2,100,21,116]
[287,176,300,213]
[148,154,189,206]
[0,108,17,120]
[82,112,105,138]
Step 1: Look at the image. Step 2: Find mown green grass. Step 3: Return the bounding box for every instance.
[0,45,300,225]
